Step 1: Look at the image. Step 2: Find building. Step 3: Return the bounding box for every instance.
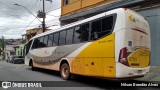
[4,45,17,61]
[23,28,42,41]
[60,0,160,66]
[24,28,51,41]
[16,44,25,57]
[60,0,117,25]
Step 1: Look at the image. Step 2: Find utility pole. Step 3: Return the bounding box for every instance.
[42,0,46,32]
[37,0,46,32]
[37,0,52,32]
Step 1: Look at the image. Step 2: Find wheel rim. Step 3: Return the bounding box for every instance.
[62,65,69,78]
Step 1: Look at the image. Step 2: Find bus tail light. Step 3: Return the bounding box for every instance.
[118,47,129,66]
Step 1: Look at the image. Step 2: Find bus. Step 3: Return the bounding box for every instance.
[25,8,150,80]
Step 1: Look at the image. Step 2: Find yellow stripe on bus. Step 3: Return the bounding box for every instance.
[128,48,150,68]
[71,33,116,78]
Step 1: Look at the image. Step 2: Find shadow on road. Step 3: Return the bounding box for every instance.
[27,67,160,89]
[27,67,60,77]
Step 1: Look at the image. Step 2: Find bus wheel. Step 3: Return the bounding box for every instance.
[60,63,70,80]
[31,61,36,71]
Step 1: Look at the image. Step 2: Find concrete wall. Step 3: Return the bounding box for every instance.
[138,7,160,66]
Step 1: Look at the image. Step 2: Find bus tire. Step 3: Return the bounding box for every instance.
[60,63,70,80]
[31,61,36,71]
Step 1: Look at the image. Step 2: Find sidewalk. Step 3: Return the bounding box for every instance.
[136,66,160,83]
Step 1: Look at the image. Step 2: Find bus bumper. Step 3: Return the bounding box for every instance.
[116,63,150,78]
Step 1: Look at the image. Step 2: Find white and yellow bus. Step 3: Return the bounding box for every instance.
[25,8,150,80]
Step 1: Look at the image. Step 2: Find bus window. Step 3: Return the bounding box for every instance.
[32,38,39,49]
[53,32,59,46]
[44,35,48,47]
[66,28,74,45]
[48,34,54,47]
[59,30,66,45]
[74,26,82,43]
[91,20,102,40]
[81,23,89,42]
[39,36,44,48]
[26,40,32,55]
[101,16,114,37]
[90,16,114,40]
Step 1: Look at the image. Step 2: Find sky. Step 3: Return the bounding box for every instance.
[0,0,61,39]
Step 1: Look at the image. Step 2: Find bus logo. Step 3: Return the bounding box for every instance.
[2,81,11,89]
[129,15,136,23]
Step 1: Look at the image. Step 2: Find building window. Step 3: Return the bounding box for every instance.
[64,0,69,5]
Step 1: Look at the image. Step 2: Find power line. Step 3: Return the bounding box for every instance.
[14,4,42,23]
[47,14,60,17]
[0,10,27,21]
[29,0,38,12]
[6,0,40,33]
[46,7,61,13]
[1,0,61,39]
[20,0,35,16]
[0,25,40,28]
[13,17,40,39]
[0,1,18,13]
[0,10,28,14]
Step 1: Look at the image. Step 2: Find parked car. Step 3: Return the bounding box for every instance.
[12,56,24,64]
[8,55,16,63]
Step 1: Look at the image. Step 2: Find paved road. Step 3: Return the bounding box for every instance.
[0,61,159,90]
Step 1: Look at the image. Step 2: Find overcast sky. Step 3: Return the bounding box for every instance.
[0,0,61,39]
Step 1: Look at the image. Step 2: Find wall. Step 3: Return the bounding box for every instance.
[61,0,113,16]
[16,44,25,57]
[138,7,160,66]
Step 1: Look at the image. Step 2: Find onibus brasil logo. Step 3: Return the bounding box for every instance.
[2,81,42,89]
[2,82,11,89]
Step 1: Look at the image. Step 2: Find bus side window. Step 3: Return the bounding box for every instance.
[39,36,45,48]
[59,30,66,45]
[90,16,114,40]
[53,32,59,46]
[91,20,102,40]
[32,38,39,49]
[101,16,113,37]
[26,40,32,55]
[66,28,74,45]
[48,34,54,47]
[74,26,82,43]
[44,35,48,47]
[81,23,89,42]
